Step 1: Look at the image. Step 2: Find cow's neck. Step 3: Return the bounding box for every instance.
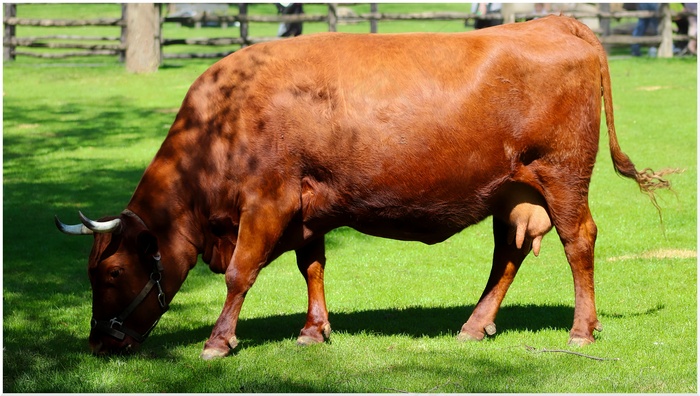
[126,155,204,302]
[126,109,239,297]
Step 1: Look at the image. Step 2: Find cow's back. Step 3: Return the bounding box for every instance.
[172,16,603,242]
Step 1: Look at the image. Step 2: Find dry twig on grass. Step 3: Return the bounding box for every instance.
[524,345,620,361]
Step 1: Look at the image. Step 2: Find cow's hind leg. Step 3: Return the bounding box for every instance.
[458,216,529,341]
[538,172,602,345]
[296,237,332,345]
[552,199,601,345]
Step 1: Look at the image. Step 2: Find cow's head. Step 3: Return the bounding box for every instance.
[55,210,169,355]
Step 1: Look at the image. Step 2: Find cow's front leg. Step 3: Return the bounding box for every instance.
[296,237,331,345]
[200,203,291,360]
[458,217,529,341]
[200,267,258,360]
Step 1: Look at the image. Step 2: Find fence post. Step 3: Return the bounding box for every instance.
[4,3,16,62]
[658,3,674,58]
[598,3,612,53]
[239,3,248,48]
[500,3,515,24]
[328,3,337,32]
[119,4,127,63]
[125,3,160,73]
[370,3,378,33]
[156,4,162,66]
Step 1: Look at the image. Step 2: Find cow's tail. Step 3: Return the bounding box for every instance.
[568,17,681,213]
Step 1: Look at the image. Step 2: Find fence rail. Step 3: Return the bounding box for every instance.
[13,49,122,59]
[2,3,125,61]
[4,3,697,70]
[159,9,666,31]
[3,17,124,27]
[8,38,124,50]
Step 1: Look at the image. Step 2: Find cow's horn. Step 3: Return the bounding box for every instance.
[79,211,122,233]
[55,215,93,235]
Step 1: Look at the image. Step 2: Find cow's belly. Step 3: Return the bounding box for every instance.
[349,210,490,245]
[312,172,501,244]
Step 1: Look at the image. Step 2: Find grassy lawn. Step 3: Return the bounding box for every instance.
[3,3,697,394]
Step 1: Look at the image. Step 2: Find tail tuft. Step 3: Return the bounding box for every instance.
[635,167,683,194]
[634,167,684,216]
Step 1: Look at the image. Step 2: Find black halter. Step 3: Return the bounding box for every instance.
[91,252,169,344]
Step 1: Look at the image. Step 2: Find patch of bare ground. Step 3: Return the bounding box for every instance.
[154,108,179,114]
[607,248,697,262]
[636,85,671,91]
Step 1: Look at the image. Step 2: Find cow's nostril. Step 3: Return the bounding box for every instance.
[89,341,105,355]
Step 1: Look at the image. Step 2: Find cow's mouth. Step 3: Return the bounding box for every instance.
[89,336,138,356]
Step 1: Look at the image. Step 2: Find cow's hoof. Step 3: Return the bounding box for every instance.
[228,335,239,349]
[457,327,486,342]
[200,347,230,360]
[568,322,600,347]
[322,323,332,339]
[200,336,237,360]
[297,335,322,346]
[457,331,482,342]
[568,336,594,347]
[484,323,497,336]
[297,323,331,346]
[457,322,496,342]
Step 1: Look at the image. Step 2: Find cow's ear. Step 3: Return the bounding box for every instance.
[136,230,159,257]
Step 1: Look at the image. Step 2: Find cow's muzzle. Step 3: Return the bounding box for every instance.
[90,253,169,354]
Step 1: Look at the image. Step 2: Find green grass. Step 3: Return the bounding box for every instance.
[3,4,697,394]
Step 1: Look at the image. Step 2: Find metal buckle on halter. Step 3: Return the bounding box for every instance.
[155,281,166,309]
[109,317,124,329]
[151,253,168,310]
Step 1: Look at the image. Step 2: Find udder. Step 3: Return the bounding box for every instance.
[494,183,552,256]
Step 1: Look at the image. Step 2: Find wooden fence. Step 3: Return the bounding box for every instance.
[3,3,697,72]
[3,4,126,61]
[162,3,697,55]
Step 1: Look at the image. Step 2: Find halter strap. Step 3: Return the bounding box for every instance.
[91,210,169,344]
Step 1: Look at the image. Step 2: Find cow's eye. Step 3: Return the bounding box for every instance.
[109,268,122,279]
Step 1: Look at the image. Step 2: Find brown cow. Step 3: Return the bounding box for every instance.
[55,16,675,360]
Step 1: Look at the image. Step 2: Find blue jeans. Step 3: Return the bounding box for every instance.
[632,3,659,56]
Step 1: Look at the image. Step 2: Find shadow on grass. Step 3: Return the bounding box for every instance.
[144,303,576,353]
[3,98,172,160]
[3,292,670,392]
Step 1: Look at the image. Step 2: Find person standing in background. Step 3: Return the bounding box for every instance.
[471,3,503,30]
[683,3,697,55]
[277,3,303,37]
[631,3,659,56]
